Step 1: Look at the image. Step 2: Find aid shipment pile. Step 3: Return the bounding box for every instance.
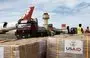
[0,0,90,58]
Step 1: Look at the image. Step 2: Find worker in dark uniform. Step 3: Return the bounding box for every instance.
[48,24,55,36]
[85,26,90,33]
[67,26,70,34]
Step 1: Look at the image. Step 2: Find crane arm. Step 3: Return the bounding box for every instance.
[22,6,35,20]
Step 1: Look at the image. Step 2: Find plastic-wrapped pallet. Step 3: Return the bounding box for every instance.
[0,43,39,58]
[47,35,90,58]
[0,37,47,58]
[39,38,47,58]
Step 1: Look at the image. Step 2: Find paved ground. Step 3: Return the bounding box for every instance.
[0,30,86,40]
[0,30,17,40]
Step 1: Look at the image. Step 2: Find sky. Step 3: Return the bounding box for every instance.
[0,0,90,28]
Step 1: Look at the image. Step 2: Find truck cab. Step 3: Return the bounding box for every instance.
[15,18,38,39]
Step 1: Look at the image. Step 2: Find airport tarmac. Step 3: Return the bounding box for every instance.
[0,30,17,40]
[0,30,88,41]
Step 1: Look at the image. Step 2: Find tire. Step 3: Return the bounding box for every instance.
[16,35,22,39]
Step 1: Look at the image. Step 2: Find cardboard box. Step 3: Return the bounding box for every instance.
[47,35,90,58]
[0,37,47,58]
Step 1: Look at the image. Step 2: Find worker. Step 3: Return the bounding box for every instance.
[77,24,84,34]
[48,26,55,36]
[85,26,90,33]
[67,26,70,34]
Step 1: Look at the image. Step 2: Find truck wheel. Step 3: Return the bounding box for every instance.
[22,35,26,38]
[28,34,31,38]
[40,33,43,37]
[16,35,22,39]
[49,31,55,36]
[51,31,55,36]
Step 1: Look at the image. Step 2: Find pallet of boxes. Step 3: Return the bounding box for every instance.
[47,35,90,58]
[0,35,90,58]
[0,37,47,58]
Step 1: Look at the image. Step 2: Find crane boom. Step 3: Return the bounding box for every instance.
[22,6,35,20]
[0,6,35,34]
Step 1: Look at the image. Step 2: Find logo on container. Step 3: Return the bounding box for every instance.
[64,40,83,54]
[66,41,81,52]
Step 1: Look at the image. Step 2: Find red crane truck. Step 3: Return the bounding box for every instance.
[15,6,49,39]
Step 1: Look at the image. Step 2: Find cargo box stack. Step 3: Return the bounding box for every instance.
[0,37,47,58]
[47,35,90,58]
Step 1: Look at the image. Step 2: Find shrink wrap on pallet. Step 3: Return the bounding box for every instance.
[47,35,90,58]
[0,37,47,58]
[39,38,47,58]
